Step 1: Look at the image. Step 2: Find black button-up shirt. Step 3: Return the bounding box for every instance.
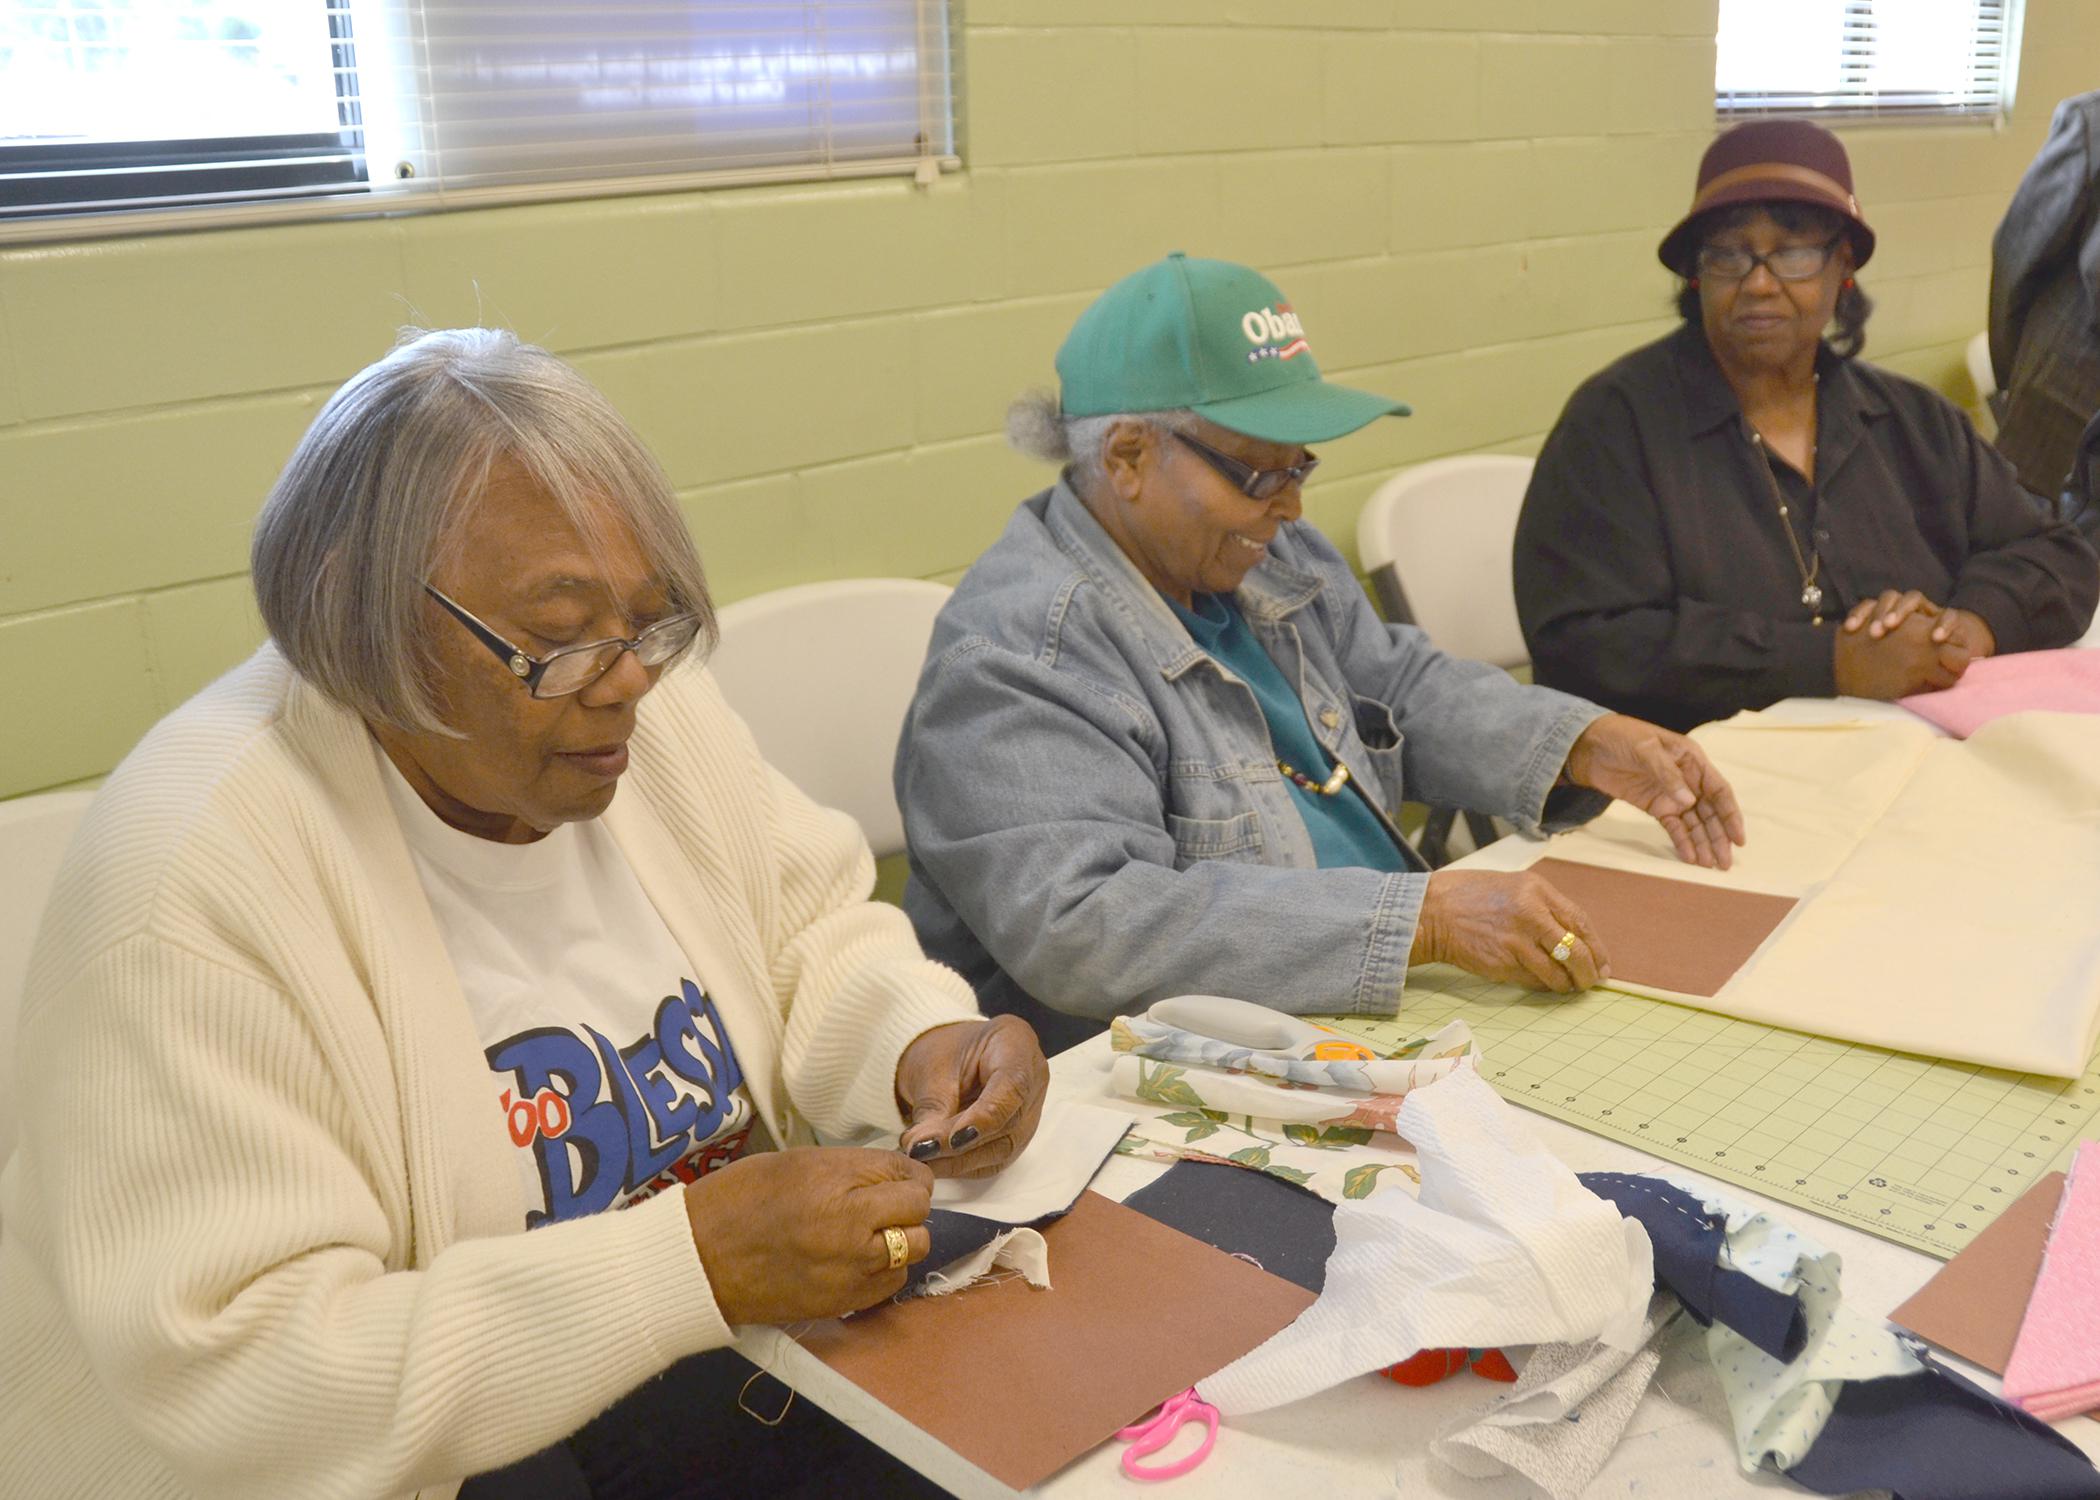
[1514,324,2100,731]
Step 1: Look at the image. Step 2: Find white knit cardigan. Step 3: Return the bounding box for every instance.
[0,647,981,1500]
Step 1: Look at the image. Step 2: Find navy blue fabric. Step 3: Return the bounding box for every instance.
[457,1348,953,1499]
[899,1209,1014,1296]
[1577,1172,2100,1497]
[1579,1171,1805,1361]
[900,1119,1129,1296]
[1784,1354,2100,1500]
[1122,1159,1338,1293]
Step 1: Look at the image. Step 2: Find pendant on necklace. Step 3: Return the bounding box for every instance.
[1801,583,1824,612]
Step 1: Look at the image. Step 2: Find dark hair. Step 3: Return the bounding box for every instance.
[1672,201,1873,359]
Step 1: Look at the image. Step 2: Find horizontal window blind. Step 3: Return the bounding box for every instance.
[395,0,946,191]
[1716,0,2018,121]
[0,0,957,233]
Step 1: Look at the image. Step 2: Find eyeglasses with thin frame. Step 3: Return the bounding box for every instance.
[1171,429,1320,502]
[1694,237,1843,284]
[424,584,703,699]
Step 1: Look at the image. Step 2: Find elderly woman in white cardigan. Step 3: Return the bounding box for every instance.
[0,329,1047,1500]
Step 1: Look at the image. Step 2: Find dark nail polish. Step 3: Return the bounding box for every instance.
[907,1138,940,1160]
[948,1125,980,1150]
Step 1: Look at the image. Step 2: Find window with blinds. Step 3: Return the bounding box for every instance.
[1715,0,2020,121]
[0,0,957,233]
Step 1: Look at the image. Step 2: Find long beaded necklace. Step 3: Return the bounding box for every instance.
[1746,379,1825,626]
[1277,758,1351,795]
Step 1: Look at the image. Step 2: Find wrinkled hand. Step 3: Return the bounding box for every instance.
[895,1015,1049,1179]
[683,1148,932,1325]
[1409,869,1611,994]
[1930,607,1996,659]
[1842,587,1944,642]
[1562,713,1747,870]
[1833,602,1972,699]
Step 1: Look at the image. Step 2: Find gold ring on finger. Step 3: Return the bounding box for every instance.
[1550,932,1577,965]
[883,1226,910,1271]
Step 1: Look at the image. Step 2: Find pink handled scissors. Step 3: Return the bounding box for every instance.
[1115,1386,1218,1481]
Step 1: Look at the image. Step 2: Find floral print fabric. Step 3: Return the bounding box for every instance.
[1103,1018,1479,1203]
[1108,1014,1477,1100]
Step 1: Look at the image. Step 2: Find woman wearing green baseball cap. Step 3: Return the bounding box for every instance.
[894,253,1746,1051]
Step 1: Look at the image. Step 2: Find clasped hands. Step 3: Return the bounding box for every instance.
[682,1015,1047,1327]
[1833,588,1996,700]
[1410,713,1745,995]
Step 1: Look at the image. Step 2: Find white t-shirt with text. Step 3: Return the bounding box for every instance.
[380,750,758,1230]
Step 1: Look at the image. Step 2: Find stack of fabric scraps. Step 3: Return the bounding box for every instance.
[1195,1068,1655,1417]
[2004,1141,2100,1422]
[897,1099,1130,1302]
[1583,1171,2100,1500]
[1104,1001,1475,1203]
[1136,1063,2100,1500]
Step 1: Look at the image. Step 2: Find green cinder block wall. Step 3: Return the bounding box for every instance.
[3,0,2095,797]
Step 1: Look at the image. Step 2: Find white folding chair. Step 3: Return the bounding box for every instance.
[1358,454,1536,864]
[1967,330,1999,436]
[706,579,952,861]
[0,789,96,1172]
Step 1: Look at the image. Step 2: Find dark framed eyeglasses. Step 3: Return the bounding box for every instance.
[1171,429,1319,502]
[1694,237,1843,284]
[424,585,703,699]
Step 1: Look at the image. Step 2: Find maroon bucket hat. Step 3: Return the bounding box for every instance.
[1657,119,1876,275]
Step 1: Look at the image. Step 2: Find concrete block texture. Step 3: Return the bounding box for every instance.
[2,222,408,420]
[0,600,160,797]
[4,0,2093,794]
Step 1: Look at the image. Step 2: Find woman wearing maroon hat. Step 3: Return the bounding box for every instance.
[1514,120,2099,733]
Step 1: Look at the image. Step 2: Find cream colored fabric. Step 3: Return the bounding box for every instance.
[0,648,980,1500]
[1530,709,2100,1076]
[1541,712,1938,897]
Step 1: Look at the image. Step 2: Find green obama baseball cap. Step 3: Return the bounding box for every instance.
[1055,252,1410,445]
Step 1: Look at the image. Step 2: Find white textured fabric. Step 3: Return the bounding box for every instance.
[1197,1070,1654,1416]
[0,648,981,1500]
[914,1228,1051,1298]
[1431,1292,1684,1500]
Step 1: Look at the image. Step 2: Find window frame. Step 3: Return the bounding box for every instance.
[0,0,960,245]
[1713,0,2024,126]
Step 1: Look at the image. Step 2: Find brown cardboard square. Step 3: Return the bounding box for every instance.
[1529,857,1799,998]
[1891,1170,2066,1374]
[798,1189,1317,1492]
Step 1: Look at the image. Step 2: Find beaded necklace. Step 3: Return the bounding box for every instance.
[1277,758,1351,795]
[1746,375,1825,625]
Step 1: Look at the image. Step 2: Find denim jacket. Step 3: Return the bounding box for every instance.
[895,479,1607,1051]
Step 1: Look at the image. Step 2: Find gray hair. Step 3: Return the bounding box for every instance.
[1004,389,1195,488]
[251,327,715,734]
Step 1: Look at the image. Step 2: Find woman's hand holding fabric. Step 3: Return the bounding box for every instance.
[683,1148,933,1323]
[1410,869,1612,994]
[894,1015,1050,1179]
[1562,713,1747,870]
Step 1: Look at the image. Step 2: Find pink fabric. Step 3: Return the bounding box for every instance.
[2003,1141,2100,1421]
[1898,649,2100,738]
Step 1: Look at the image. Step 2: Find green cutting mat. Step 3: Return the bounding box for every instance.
[1320,966,2100,1259]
